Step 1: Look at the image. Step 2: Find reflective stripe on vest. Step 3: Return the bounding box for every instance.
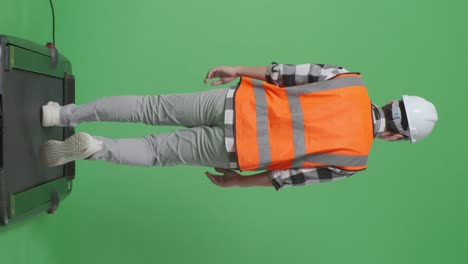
[234,73,374,171]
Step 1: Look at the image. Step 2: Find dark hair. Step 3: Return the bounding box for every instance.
[381,100,408,133]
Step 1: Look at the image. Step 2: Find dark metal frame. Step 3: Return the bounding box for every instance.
[0,35,75,225]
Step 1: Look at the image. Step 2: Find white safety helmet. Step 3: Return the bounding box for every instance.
[391,95,438,144]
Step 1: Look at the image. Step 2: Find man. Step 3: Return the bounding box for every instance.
[41,62,438,191]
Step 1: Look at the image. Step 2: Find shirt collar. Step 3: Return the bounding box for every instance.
[372,104,386,138]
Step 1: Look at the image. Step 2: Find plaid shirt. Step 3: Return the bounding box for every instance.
[224,62,382,191]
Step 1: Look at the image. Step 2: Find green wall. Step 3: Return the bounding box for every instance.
[0,0,466,263]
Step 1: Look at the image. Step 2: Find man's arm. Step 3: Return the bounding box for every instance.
[235,66,268,82]
[238,171,272,187]
[205,169,272,188]
[204,63,349,87]
[204,66,267,86]
[205,167,356,190]
[265,62,350,87]
[270,167,355,191]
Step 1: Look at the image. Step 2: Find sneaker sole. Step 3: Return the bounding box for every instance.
[41,132,102,167]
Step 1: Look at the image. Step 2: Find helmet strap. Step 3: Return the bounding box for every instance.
[373,104,386,137]
[391,100,410,137]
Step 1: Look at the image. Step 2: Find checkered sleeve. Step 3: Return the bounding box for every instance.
[265,62,350,87]
[268,167,356,191]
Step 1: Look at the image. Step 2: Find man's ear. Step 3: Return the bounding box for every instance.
[379,131,405,140]
[388,133,405,140]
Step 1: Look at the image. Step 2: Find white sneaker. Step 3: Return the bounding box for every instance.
[42,101,63,127]
[40,132,103,167]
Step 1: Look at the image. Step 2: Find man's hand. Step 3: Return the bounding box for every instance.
[204,66,240,86]
[205,168,242,188]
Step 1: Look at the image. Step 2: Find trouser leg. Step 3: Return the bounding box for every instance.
[87,126,231,168]
[60,88,229,127]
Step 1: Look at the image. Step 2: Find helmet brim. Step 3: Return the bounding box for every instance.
[401,95,416,144]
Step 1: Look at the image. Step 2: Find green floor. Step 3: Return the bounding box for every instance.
[1,0,467,263]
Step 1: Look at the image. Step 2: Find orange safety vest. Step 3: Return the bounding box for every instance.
[234,73,374,171]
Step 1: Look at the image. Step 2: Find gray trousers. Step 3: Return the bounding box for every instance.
[60,88,231,168]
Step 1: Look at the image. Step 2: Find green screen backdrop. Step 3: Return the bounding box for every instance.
[0,0,466,263]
